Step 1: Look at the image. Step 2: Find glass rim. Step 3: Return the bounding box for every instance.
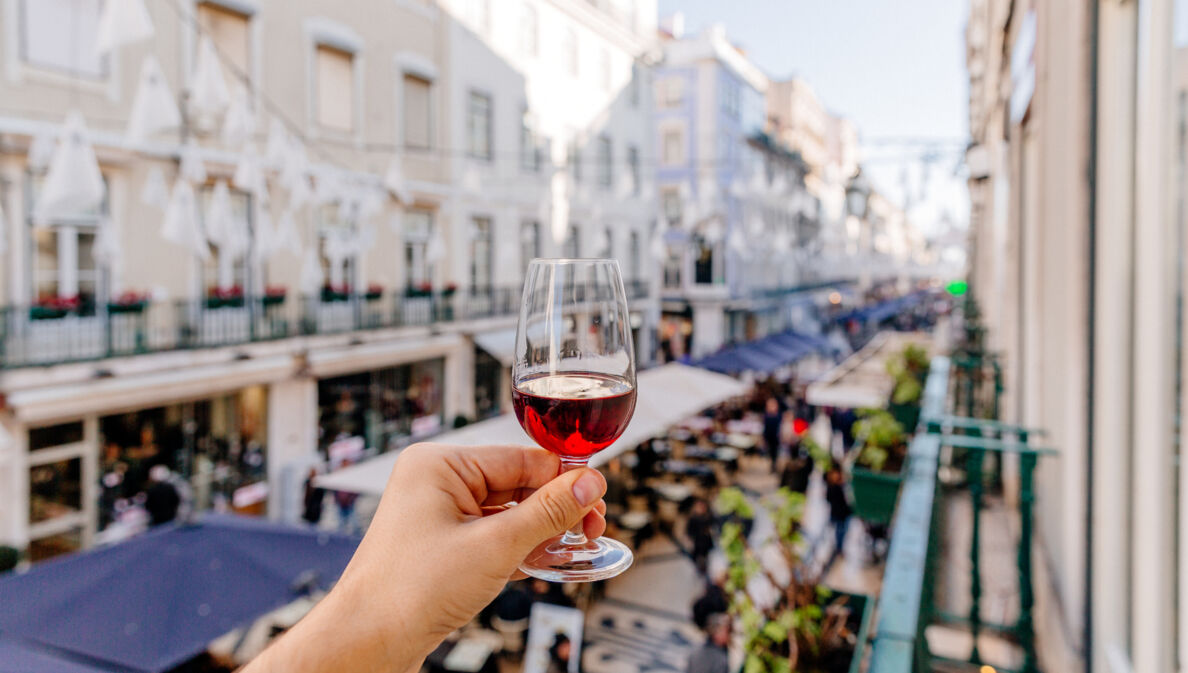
[527,257,621,265]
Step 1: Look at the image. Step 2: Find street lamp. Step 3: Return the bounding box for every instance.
[845,167,871,219]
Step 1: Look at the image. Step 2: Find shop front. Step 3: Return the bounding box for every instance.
[316,358,445,457]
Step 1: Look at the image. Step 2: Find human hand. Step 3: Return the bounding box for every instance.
[246,443,607,673]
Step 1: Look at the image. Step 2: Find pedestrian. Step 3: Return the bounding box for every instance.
[546,633,572,673]
[685,498,716,575]
[144,464,181,526]
[825,467,852,568]
[687,613,730,673]
[302,468,326,526]
[762,397,782,470]
[334,488,359,535]
[691,571,729,631]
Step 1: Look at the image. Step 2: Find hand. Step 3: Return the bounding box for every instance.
[244,443,608,673]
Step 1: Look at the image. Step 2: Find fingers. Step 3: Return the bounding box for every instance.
[475,467,607,555]
[402,443,561,504]
[581,508,607,540]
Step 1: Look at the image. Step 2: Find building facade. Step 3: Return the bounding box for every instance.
[651,23,826,360]
[0,0,658,560]
[965,0,1188,671]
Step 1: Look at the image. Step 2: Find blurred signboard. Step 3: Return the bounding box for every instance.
[523,602,583,673]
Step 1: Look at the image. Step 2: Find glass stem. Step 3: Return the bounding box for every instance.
[559,458,589,545]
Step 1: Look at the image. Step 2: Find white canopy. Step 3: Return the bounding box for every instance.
[473,328,517,368]
[315,363,751,495]
[805,331,933,409]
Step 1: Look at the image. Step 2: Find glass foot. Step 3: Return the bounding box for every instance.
[518,535,634,583]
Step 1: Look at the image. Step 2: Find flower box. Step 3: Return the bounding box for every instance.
[364,284,384,302]
[849,463,906,527]
[262,286,287,307]
[30,295,80,320]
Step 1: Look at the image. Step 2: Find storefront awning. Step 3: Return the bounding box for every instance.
[694,329,837,375]
[805,331,932,408]
[316,363,751,496]
[0,515,358,673]
[472,328,517,367]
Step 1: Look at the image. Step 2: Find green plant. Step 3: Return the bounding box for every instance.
[887,344,930,405]
[716,487,861,673]
[853,410,907,473]
[801,435,833,474]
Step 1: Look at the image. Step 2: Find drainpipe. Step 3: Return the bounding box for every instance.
[1084,0,1100,670]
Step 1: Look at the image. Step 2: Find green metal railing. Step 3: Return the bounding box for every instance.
[869,299,1056,673]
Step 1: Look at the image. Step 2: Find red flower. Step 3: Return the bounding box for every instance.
[264,285,287,298]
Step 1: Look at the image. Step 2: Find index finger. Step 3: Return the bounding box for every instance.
[431,443,562,504]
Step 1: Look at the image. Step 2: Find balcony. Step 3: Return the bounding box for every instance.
[0,280,652,369]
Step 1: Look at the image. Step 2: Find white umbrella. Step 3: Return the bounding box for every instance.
[96,0,154,55]
[141,166,169,208]
[275,209,303,255]
[299,247,324,295]
[358,186,386,222]
[313,168,342,206]
[252,198,275,263]
[702,217,724,245]
[27,128,56,171]
[189,36,230,119]
[126,56,180,144]
[232,145,263,194]
[265,118,290,168]
[287,172,312,211]
[162,178,209,260]
[179,140,207,183]
[748,213,766,237]
[222,84,256,146]
[279,140,308,188]
[205,180,235,246]
[35,112,106,223]
[93,217,123,268]
[384,157,413,205]
[650,218,668,262]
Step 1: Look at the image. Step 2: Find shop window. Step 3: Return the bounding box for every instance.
[29,457,82,524]
[197,2,251,84]
[317,358,445,454]
[19,0,106,78]
[28,421,84,452]
[315,44,355,131]
[475,348,503,419]
[27,528,82,563]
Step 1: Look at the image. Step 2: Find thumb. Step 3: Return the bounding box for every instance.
[485,468,606,555]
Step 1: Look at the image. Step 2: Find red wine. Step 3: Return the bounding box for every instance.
[513,372,637,458]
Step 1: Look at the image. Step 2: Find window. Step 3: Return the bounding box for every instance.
[29,457,82,525]
[200,186,252,293]
[521,220,539,272]
[694,238,716,284]
[661,187,682,226]
[596,136,613,188]
[600,226,613,258]
[403,74,432,150]
[568,140,582,182]
[520,4,539,57]
[627,145,640,195]
[629,63,641,108]
[563,224,580,258]
[198,2,251,84]
[628,231,641,279]
[470,217,493,290]
[29,175,105,305]
[521,110,540,172]
[662,127,685,166]
[564,28,579,77]
[722,78,740,118]
[660,77,684,108]
[468,91,493,160]
[315,44,355,131]
[404,210,432,288]
[317,205,355,293]
[599,48,612,91]
[663,247,681,289]
[19,0,106,79]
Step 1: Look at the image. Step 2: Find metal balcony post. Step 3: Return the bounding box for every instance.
[966,437,984,664]
[1017,449,1039,673]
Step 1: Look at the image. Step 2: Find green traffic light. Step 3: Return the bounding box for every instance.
[946,280,968,296]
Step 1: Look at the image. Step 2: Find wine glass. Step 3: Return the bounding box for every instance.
[512,258,637,582]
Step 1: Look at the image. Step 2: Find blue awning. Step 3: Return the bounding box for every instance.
[0,515,359,673]
[696,328,834,375]
[0,638,114,673]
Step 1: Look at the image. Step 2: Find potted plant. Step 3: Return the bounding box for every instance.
[442,282,458,297]
[321,284,350,302]
[405,282,433,298]
[206,285,245,309]
[886,344,930,431]
[364,283,384,302]
[848,409,909,526]
[717,486,873,673]
[0,545,18,574]
[107,290,150,314]
[262,285,288,307]
[30,294,79,320]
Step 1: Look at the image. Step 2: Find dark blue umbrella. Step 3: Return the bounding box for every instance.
[0,515,359,673]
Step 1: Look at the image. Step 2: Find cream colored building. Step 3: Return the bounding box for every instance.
[965,0,1188,671]
[0,0,658,561]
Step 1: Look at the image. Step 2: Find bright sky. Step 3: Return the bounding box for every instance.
[657,0,970,234]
